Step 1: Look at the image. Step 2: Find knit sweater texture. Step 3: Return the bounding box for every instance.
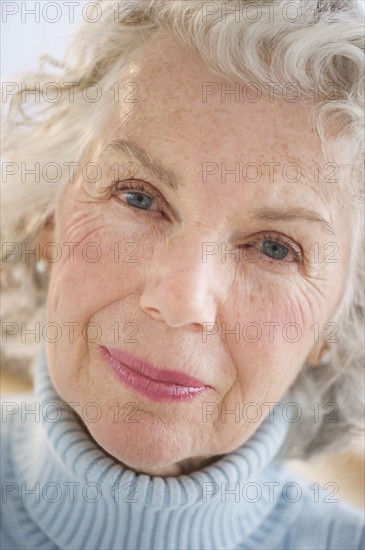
[1,347,364,550]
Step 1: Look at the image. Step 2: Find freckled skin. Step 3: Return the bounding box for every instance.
[42,35,349,476]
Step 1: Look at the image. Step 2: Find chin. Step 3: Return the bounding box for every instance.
[81,409,194,475]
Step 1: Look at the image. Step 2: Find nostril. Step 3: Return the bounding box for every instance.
[191,322,203,333]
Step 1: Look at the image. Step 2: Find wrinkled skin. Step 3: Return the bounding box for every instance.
[41,36,348,476]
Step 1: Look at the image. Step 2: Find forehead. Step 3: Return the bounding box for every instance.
[102,35,342,214]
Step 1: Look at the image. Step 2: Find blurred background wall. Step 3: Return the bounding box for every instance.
[2,0,83,81]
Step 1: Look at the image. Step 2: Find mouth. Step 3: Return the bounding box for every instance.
[99,345,212,402]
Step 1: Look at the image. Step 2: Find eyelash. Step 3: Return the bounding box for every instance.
[112,181,303,264]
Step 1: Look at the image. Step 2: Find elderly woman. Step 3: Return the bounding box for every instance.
[1,0,364,549]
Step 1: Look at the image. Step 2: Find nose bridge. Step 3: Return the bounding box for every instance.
[140,228,222,328]
[158,230,212,280]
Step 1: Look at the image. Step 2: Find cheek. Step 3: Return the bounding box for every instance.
[223,272,328,396]
[47,198,155,323]
[45,197,156,399]
[197,278,326,451]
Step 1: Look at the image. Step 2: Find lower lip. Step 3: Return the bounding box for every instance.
[100,347,210,402]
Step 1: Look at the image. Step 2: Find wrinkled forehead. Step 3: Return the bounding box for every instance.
[99,36,349,219]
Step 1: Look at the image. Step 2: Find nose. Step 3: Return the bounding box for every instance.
[140,234,219,329]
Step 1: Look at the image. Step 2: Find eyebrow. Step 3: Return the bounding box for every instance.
[101,138,179,190]
[102,138,335,236]
[248,207,336,236]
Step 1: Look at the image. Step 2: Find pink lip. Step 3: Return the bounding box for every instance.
[99,345,211,402]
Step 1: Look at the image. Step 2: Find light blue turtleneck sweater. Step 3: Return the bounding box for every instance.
[1,347,364,550]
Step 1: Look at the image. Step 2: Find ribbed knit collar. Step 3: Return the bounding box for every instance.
[8,346,290,550]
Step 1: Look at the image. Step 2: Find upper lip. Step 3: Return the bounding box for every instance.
[102,346,210,388]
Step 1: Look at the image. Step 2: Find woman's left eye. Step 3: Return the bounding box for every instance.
[261,240,290,261]
[251,233,302,263]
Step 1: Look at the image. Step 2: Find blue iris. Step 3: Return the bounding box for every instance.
[262,241,288,260]
[125,192,154,210]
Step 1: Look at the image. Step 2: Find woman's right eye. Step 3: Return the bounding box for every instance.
[113,181,163,212]
[123,190,155,210]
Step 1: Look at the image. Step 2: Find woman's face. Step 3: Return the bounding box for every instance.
[44,37,349,476]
